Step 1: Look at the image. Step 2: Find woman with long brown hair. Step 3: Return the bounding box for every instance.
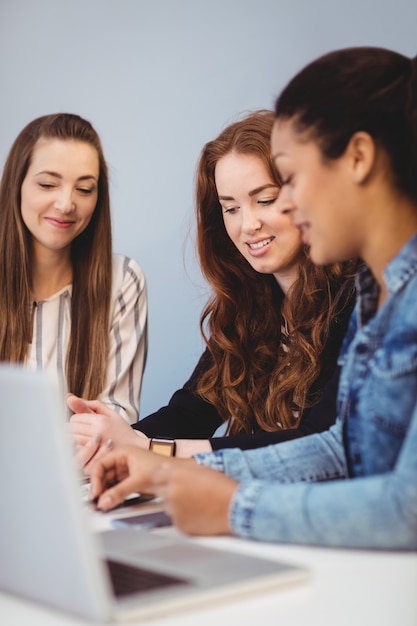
[70,109,355,462]
[0,113,147,423]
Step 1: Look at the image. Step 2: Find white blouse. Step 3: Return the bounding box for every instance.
[27,254,148,424]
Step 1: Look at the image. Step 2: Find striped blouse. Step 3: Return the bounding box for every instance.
[27,254,148,424]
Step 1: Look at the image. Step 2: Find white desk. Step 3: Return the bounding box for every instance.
[1,508,416,626]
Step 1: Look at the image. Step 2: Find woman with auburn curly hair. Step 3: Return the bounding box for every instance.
[70,110,356,465]
[0,113,148,424]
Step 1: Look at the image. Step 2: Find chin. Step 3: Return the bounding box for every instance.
[309,247,338,266]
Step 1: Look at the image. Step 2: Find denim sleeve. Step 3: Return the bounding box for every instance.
[228,406,417,550]
[195,420,347,482]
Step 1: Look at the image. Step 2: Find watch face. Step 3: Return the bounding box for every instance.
[150,439,176,457]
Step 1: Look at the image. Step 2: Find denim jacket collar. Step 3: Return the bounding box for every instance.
[384,231,417,293]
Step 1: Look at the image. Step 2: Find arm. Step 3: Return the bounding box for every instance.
[135,357,340,455]
[88,405,417,548]
[196,408,417,549]
[138,352,340,452]
[136,389,223,439]
[136,369,338,456]
[134,405,417,548]
[72,341,340,460]
[97,255,148,424]
[68,348,221,466]
[82,365,337,458]
[196,420,348,482]
[136,348,223,439]
[73,296,343,459]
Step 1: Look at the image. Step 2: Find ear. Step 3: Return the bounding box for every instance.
[345,131,376,184]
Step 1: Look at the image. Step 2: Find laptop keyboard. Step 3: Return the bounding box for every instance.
[106,559,188,597]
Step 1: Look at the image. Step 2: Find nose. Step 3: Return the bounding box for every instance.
[54,187,75,213]
[241,205,262,234]
[276,185,295,216]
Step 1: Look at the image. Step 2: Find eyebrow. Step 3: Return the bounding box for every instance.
[218,183,279,201]
[34,170,98,182]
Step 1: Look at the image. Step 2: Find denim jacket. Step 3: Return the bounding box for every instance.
[195,233,417,549]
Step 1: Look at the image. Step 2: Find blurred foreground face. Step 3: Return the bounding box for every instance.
[271,119,363,266]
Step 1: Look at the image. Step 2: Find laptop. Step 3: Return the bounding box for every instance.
[0,364,309,622]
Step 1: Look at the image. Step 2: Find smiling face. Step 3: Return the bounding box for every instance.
[271,119,365,266]
[20,138,99,261]
[215,151,302,292]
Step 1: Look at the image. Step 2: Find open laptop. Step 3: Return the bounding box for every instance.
[0,364,309,622]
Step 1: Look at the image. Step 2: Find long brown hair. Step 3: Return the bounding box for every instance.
[0,113,112,399]
[195,110,355,433]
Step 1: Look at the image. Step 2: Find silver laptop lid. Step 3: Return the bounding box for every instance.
[0,364,113,621]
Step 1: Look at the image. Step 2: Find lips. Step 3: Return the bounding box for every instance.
[247,236,274,250]
[45,217,75,229]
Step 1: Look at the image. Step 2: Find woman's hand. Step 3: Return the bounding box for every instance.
[89,445,191,507]
[89,445,237,536]
[67,394,149,472]
[152,461,237,536]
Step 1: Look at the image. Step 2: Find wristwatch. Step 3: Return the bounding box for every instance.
[149,438,176,457]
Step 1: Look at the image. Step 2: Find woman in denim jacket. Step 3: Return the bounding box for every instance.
[89,46,417,550]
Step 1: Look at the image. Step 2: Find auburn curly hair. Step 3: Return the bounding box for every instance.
[195,110,356,434]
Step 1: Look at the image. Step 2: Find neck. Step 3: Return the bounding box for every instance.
[30,246,73,302]
[361,195,417,294]
[273,266,299,295]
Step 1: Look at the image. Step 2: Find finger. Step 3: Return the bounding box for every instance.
[68,417,97,436]
[78,398,116,417]
[95,474,145,510]
[75,434,101,469]
[68,420,102,448]
[67,394,95,414]
[70,433,94,447]
[89,450,130,499]
[82,437,114,475]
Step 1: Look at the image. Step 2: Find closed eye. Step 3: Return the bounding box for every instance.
[258,198,277,207]
[77,187,95,195]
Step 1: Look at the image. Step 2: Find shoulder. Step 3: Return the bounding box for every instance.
[111,253,147,294]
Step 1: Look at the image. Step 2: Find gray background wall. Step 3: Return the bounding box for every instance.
[0,0,416,417]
